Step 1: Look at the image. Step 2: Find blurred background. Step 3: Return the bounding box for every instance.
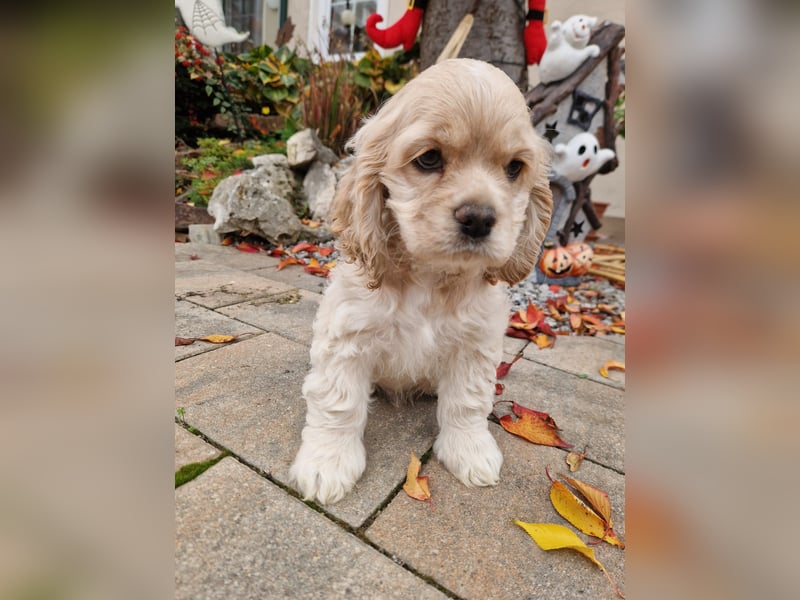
[1,1,799,598]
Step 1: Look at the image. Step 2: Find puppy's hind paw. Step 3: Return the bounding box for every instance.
[289,431,366,505]
[434,427,503,487]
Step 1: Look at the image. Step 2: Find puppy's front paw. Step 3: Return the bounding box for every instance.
[289,429,366,505]
[434,427,503,487]
[588,44,601,58]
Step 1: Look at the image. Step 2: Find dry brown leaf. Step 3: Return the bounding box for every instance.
[565,448,587,472]
[402,452,431,502]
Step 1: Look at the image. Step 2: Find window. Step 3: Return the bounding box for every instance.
[223,0,264,53]
[316,0,387,59]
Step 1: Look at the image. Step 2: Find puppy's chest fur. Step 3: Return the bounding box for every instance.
[315,266,508,394]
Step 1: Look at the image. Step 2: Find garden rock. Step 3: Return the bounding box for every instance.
[287,129,339,170]
[332,156,355,182]
[302,161,337,220]
[207,164,303,245]
[251,153,290,169]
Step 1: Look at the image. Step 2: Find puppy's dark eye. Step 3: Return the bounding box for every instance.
[506,160,524,181]
[578,145,587,155]
[413,149,443,171]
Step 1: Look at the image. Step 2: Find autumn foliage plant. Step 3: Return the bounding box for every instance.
[175,24,416,152]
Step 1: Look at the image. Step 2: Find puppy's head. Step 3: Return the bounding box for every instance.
[331,58,552,289]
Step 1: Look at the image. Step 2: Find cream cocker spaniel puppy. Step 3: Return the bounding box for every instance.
[290,59,552,504]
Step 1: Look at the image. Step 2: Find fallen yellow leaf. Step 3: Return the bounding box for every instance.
[514,521,624,599]
[198,334,237,344]
[599,360,625,378]
[534,333,553,349]
[402,452,431,502]
[560,474,613,527]
[549,478,624,548]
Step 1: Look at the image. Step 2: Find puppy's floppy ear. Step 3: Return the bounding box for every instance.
[329,120,396,290]
[486,163,553,287]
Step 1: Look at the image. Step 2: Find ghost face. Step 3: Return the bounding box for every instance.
[552,132,616,183]
[563,15,597,48]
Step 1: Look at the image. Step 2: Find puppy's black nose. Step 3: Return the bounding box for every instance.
[454,203,496,239]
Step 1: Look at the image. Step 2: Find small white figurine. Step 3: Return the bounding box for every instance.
[552,132,615,182]
[538,15,600,84]
[175,0,250,48]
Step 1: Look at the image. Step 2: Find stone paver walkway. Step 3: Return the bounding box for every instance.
[175,241,625,599]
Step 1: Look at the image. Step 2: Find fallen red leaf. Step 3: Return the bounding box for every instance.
[189,254,199,260]
[268,246,287,257]
[318,246,335,257]
[536,320,557,338]
[235,241,260,253]
[221,236,234,246]
[505,328,530,340]
[496,351,523,379]
[276,257,306,271]
[290,242,317,254]
[175,336,196,346]
[495,383,505,396]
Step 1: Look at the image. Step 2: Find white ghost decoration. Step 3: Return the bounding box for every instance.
[175,0,250,49]
[538,15,600,84]
[552,132,615,182]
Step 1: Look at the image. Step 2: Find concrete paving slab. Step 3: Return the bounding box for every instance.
[218,289,321,346]
[176,457,448,600]
[176,333,439,528]
[175,242,280,271]
[175,262,297,309]
[175,299,263,361]
[366,423,625,600]
[523,335,626,389]
[251,264,330,294]
[175,424,220,470]
[502,335,528,356]
[498,356,624,472]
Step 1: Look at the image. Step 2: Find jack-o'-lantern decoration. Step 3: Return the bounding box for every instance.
[566,242,594,276]
[539,244,574,278]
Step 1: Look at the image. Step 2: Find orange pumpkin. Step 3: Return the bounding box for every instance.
[539,244,574,278]
[566,242,594,276]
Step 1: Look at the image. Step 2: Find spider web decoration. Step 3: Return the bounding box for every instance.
[192,1,225,37]
[567,89,604,131]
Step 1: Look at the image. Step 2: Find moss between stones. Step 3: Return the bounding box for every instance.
[175,451,230,488]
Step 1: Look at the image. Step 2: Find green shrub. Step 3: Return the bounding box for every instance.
[180,138,286,207]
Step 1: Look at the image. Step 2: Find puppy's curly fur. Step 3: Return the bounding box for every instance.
[290,59,552,505]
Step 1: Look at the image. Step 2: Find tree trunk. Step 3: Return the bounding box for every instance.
[420,0,527,89]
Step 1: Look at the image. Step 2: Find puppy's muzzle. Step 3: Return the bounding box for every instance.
[454,203,496,239]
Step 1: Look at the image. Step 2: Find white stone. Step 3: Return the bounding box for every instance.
[302,161,337,220]
[287,129,339,169]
